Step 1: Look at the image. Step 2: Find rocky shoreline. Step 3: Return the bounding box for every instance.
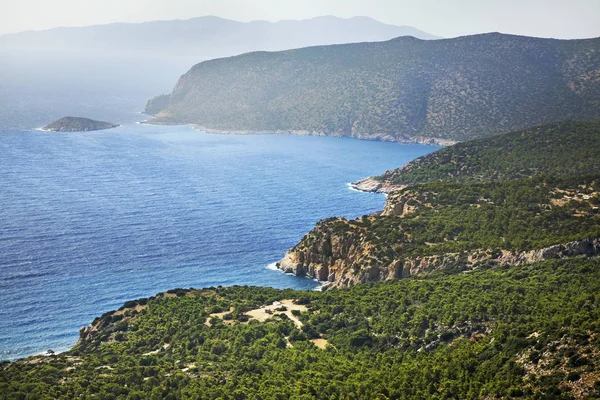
[349,177,407,194]
[143,119,456,146]
[277,238,600,289]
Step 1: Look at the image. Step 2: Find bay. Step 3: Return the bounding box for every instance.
[0,122,437,360]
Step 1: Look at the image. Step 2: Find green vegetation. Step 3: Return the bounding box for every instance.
[2,258,600,399]
[148,34,600,142]
[304,175,600,260]
[286,174,600,287]
[285,120,600,288]
[375,120,600,186]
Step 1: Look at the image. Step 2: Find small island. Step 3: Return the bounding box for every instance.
[42,116,119,132]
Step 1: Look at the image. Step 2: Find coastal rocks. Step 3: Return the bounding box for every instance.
[275,217,375,286]
[497,238,600,265]
[350,177,406,194]
[42,117,119,132]
[382,190,423,216]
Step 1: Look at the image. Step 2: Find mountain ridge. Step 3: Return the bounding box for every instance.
[146,33,600,143]
[0,15,439,57]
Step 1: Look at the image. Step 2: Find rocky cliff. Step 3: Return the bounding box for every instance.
[279,232,600,289]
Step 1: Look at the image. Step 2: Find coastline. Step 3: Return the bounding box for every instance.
[6,261,324,362]
[266,262,325,292]
[142,118,457,147]
[5,120,431,362]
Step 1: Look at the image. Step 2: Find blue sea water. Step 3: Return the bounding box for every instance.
[0,122,437,361]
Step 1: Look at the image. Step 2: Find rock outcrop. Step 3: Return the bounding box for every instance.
[350,177,406,194]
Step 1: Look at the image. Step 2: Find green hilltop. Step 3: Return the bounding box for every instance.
[370,120,600,188]
[2,259,600,398]
[147,33,600,143]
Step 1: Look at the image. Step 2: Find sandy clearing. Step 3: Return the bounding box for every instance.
[244,299,307,328]
[310,338,329,349]
[205,307,236,326]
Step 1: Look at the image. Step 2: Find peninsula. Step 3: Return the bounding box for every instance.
[146,33,600,144]
[278,120,600,288]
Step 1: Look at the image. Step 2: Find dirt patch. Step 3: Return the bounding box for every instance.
[310,338,329,349]
[244,299,307,328]
[206,300,308,329]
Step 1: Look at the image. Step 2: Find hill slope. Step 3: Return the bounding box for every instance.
[2,258,600,398]
[354,120,600,192]
[278,121,600,287]
[147,33,600,143]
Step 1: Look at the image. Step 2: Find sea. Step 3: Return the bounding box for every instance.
[0,79,438,361]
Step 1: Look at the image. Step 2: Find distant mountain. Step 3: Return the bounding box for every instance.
[0,16,439,58]
[147,33,600,143]
[0,16,438,130]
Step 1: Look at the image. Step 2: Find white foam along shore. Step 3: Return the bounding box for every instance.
[266,262,324,291]
[346,182,389,197]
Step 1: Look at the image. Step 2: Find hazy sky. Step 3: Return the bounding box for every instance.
[2,0,599,39]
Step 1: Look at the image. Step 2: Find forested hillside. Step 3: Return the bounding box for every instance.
[282,120,600,287]
[359,120,600,192]
[147,34,600,143]
[2,258,600,399]
[281,175,600,286]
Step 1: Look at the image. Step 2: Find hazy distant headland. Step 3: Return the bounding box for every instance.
[146,33,600,144]
[0,16,439,57]
[0,16,439,130]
